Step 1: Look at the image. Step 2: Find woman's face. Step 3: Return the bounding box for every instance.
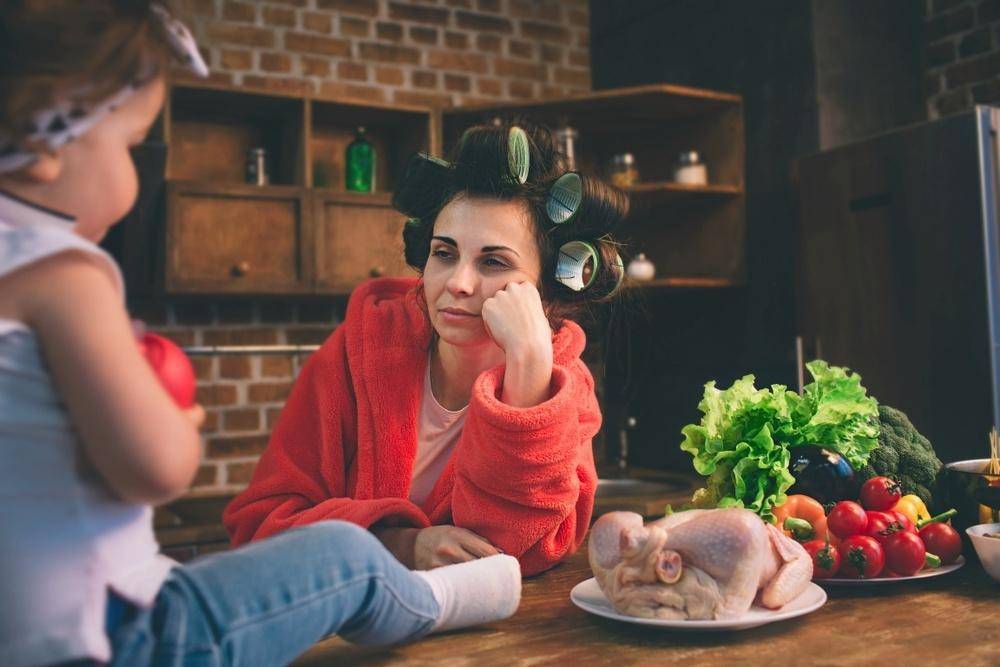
[422,195,542,349]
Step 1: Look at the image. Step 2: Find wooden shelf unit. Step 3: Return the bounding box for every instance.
[442,84,747,287]
[128,82,745,296]
[151,81,436,295]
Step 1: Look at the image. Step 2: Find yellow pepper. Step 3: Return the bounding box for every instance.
[980,504,999,524]
[892,494,930,525]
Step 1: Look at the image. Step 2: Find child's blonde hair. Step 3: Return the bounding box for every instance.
[0,1,175,148]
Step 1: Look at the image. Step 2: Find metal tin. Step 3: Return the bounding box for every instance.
[555,126,579,172]
[246,147,268,186]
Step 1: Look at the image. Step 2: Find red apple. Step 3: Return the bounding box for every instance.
[138,332,196,408]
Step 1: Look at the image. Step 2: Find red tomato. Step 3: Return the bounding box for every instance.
[802,540,841,578]
[864,513,893,544]
[838,535,885,578]
[865,510,912,543]
[918,523,962,564]
[887,511,917,534]
[865,510,896,527]
[138,333,196,408]
[860,476,903,511]
[828,501,869,539]
[883,531,926,576]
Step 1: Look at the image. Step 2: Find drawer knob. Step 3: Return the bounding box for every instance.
[231,261,251,277]
[369,265,385,278]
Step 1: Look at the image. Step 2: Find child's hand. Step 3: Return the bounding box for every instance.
[183,404,206,430]
[414,525,501,569]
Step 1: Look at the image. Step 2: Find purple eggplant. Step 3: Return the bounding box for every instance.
[787,445,860,504]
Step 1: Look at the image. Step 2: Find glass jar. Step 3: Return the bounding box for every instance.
[554,126,579,172]
[673,150,708,185]
[608,153,638,188]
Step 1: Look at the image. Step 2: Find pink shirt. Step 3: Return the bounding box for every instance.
[409,360,467,506]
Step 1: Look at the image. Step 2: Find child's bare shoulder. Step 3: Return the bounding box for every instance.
[0,250,119,325]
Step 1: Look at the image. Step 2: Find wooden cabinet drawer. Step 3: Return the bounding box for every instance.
[312,191,415,292]
[165,183,309,293]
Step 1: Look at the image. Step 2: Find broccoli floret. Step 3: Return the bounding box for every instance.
[859,404,944,511]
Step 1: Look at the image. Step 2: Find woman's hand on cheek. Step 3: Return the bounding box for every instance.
[482,282,555,407]
[481,282,552,363]
[414,525,501,569]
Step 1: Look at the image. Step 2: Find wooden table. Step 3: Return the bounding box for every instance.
[295,543,999,667]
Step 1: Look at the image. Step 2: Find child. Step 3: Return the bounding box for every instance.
[0,3,520,666]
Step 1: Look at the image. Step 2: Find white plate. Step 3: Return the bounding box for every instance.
[569,577,827,631]
[816,555,965,586]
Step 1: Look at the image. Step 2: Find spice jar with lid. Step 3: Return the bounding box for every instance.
[608,153,638,188]
[673,150,708,186]
[626,253,656,282]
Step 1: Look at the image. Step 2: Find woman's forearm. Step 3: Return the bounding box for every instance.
[500,346,553,408]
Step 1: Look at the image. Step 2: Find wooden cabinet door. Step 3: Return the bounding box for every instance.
[165,182,310,293]
[312,191,415,292]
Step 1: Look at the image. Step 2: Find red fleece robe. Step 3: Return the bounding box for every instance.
[223,278,601,575]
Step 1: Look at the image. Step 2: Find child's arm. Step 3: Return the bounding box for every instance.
[16,251,201,505]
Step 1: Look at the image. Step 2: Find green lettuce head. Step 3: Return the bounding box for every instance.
[680,361,878,522]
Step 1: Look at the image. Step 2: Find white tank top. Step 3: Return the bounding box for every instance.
[0,192,173,667]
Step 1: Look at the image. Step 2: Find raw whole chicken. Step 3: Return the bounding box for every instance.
[588,508,813,620]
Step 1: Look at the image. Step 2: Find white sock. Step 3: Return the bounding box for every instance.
[414,554,522,633]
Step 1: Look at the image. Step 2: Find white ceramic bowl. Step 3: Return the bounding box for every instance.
[966,523,1000,583]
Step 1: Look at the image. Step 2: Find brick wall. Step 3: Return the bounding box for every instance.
[925,0,1000,117]
[130,298,343,494]
[150,0,592,497]
[175,0,592,106]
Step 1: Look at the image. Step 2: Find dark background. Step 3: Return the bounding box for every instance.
[591,0,927,471]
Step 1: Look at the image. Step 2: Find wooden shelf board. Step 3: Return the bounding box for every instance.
[311,188,393,205]
[444,83,742,125]
[629,276,742,289]
[169,78,435,116]
[167,180,307,197]
[624,182,744,198]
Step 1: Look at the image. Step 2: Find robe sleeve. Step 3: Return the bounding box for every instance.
[223,326,430,545]
[450,358,600,576]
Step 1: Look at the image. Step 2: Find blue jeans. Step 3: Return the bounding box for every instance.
[108,521,439,666]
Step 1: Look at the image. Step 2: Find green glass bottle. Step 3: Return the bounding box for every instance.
[345,126,375,192]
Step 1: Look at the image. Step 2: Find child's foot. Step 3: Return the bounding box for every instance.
[415,554,522,633]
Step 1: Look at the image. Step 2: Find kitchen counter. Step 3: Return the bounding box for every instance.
[295,541,1000,666]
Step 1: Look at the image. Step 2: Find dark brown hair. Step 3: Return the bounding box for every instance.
[394,120,630,325]
[0,1,173,145]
